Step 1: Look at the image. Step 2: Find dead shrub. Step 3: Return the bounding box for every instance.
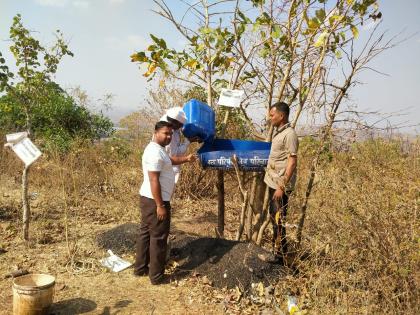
[175,162,218,199]
[280,138,420,314]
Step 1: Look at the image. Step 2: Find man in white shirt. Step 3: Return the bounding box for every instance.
[159,107,201,183]
[134,121,196,285]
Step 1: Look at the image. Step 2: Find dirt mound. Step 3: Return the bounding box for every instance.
[96,224,285,291]
[96,223,139,255]
[172,236,285,291]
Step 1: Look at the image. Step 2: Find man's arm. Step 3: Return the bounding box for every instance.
[272,130,299,202]
[283,155,297,185]
[272,155,297,201]
[148,171,167,221]
[170,154,197,165]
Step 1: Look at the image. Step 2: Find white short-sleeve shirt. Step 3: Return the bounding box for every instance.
[139,142,175,201]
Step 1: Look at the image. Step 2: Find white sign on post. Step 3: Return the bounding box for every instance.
[5,132,42,167]
[218,89,244,108]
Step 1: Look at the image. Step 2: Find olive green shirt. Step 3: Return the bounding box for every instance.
[264,123,299,192]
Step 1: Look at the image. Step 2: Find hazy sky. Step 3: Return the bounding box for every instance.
[0,0,419,133]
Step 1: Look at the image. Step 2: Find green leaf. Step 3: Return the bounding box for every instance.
[271,25,281,39]
[350,25,359,39]
[252,22,261,32]
[314,31,328,47]
[185,59,198,69]
[130,51,148,63]
[159,38,167,49]
[256,12,271,25]
[143,62,157,77]
[237,23,245,37]
[307,18,320,31]
[290,1,298,18]
[251,0,265,7]
[150,34,160,45]
[147,45,157,51]
[237,10,251,23]
[149,34,166,49]
[315,9,326,22]
[335,50,342,59]
[200,27,212,35]
[329,14,344,26]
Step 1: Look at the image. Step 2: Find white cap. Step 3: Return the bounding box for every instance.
[166,107,187,124]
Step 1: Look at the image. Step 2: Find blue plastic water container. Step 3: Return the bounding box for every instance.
[198,139,271,171]
[182,99,215,142]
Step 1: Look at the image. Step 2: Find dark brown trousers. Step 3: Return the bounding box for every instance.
[268,188,289,257]
[134,196,171,283]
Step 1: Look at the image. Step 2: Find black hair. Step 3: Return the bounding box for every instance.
[155,121,173,131]
[271,101,290,117]
[166,116,181,125]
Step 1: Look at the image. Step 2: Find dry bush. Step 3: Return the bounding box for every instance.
[2,128,418,313]
[0,136,143,233]
[278,137,420,314]
[175,162,218,200]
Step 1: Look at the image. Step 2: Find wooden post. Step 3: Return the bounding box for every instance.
[22,165,30,241]
[216,110,230,238]
[216,170,225,237]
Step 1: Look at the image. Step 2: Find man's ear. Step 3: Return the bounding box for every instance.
[279,112,285,120]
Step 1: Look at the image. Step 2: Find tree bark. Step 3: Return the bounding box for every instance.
[216,170,225,237]
[256,185,270,245]
[244,173,258,240]
[215,110,231,237]
[22,165,30,241]
[235,190,248,241]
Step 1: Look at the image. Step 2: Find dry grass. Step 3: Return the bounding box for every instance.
[0,133,419,314]
[282,137,420,314]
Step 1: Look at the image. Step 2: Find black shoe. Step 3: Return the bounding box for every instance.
[150,275,170,285]
[133,268,148,277]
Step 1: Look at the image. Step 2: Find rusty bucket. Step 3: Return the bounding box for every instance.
[12,274,55,315]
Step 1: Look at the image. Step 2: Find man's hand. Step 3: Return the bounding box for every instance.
[186,153,198,162]
[170,154,197,165]
[272,187,284,202]
[156,205,167,221]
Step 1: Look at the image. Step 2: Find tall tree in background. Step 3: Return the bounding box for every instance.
[131,0,384,245]
[0,15,73,240]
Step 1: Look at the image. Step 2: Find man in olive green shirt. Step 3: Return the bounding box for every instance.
[263,101,298,263]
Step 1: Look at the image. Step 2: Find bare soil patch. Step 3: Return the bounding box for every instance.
[96,223,285,291]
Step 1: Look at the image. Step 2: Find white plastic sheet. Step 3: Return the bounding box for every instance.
[100,250,132,272]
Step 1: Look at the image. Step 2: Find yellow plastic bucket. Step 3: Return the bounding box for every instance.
[12,274,55,315]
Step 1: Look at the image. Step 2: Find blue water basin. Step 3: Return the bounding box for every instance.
[198,139,271,171]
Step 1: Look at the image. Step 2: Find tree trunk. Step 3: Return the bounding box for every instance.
[216,170,225,237]
[252,185,269,242]
[22,165,30,241]
[216,111,230,237]
[244,174,258,240]
[256,186,271,245]
[235,190,248,241]
[296,160,317,246]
